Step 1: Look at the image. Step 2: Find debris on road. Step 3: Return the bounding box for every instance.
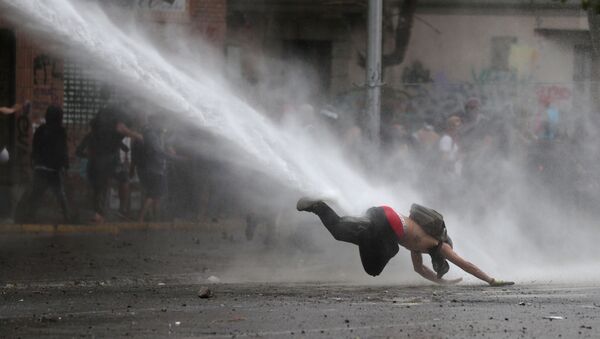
[198,287,212,298]
[543,316,564,320]
[207,276,220,284]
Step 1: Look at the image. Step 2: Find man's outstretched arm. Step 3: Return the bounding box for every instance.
[116,122,143,141]
[0,104,21,115]
[411,251,462,285]
[439,243,513,286]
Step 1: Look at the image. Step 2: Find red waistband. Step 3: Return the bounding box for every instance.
[382,206,405,240]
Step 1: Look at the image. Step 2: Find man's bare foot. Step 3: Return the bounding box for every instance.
[91,213,105,224]
[440,277,462,285]
[296,198,322,212]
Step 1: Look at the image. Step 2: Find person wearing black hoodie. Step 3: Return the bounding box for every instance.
[26,105,70,222]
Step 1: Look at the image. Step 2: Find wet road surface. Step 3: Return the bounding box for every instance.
[1,226,599,338]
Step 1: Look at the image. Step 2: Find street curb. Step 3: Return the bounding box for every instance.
[0,222,211,235]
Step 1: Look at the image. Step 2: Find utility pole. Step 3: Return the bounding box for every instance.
[366,0,382,147]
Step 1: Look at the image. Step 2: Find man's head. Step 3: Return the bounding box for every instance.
[446,115,462,132]
[148,112,168,131]
[45,105,63,126]
[99,84,112,102]
[464,97,481,122]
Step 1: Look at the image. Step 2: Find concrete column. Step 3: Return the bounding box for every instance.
[366,0,382,146]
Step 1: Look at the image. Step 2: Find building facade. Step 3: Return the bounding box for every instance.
[224,0,591,149]
[0,0,592,220]
[0,0,226,220]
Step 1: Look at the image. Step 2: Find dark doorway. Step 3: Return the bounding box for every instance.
[282,39,332,104]
[0,29,16,218]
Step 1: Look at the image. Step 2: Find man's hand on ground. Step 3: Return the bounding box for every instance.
[489,279,515,287]
[440,277,462,285]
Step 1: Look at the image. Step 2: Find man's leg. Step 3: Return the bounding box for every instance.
[91,175,108,223]
[116,168,131,217]
[298,199,398,276]
[138,197,153,222]
[26,170,50,222]
[297,199,369,245]
[48,171,70,223]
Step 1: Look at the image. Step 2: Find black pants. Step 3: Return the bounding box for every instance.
[310,202,399,276]
[88,154,127,216]
[28,169,70,222]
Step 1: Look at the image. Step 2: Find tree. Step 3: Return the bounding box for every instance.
[358,0,419,75]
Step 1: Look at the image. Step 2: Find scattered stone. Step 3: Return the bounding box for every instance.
[543,316,564,320]
[198,287,212,299]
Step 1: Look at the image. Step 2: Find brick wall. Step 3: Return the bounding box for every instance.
[189,0,227,48]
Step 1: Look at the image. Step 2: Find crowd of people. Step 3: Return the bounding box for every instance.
[1,86,188,224]
[0,85,592,226]
[371,94,595,218]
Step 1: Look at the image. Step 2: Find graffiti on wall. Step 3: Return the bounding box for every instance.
[32,54,62,122]
[388,59,571,135]
[14,101,31,183]
[402,61,432,84]
[536,85,572,105]
[136,0,188,12]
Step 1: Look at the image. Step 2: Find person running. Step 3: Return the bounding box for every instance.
[297,198,513,286]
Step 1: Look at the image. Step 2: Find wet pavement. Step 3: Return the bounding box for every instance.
[1,224,600,338]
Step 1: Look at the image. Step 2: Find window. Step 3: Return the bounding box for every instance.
[491,36,517,71]
[574,45,592,81]
[63,61,103,127]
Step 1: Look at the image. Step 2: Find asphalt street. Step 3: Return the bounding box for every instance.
[1,224,599,338]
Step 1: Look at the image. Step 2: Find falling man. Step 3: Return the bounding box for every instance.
[297,198,514,286]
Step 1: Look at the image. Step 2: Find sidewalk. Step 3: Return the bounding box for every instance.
[0,218,241,235]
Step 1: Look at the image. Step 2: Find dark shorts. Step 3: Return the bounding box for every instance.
[88,154,128,187]
[139,171,166,199]
[114,162,129,184]
[359,207,400,276]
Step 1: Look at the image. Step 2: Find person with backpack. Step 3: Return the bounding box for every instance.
[296,198,513,286]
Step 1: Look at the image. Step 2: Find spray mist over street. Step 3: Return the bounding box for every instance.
[2,0,600,285]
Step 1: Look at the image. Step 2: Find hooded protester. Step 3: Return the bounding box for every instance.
[25,105,70,222]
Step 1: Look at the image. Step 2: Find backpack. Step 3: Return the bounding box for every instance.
[409,203,450,244]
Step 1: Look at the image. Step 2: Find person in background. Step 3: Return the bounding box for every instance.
[88,86,142,223]
[136,113,175,223]
[439,115,463,176]
[25,105,70,223]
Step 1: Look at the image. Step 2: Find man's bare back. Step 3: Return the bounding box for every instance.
[398,215,440,252]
